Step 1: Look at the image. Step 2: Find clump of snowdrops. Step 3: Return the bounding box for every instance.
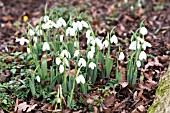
[15,8,151,109]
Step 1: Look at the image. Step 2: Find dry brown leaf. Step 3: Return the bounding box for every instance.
[137,90,143,100]
[137,105,146,112]
[87,98,94,104]
[27,104,37,112]
[2,16,15,21]
[104,94,115,107]
[146,80,157,88]
[93,106,98,113]
[14,98,19,112]
[17,102,30,113]
[5,56,13,63]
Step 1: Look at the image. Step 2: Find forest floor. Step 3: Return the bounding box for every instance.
[0,0,170,112]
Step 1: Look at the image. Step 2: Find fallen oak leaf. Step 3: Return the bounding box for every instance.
[145,57,163,69]
[27,104,37,112]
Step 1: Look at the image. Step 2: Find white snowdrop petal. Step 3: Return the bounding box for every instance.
[44,15,49,23]
[74,41,79,48]
[74,50,79,57]
[136,60,141,67]
[78,58,86,67]
[81,21,88,28]
[76,75,85,84]
[59,65,64,74]
[27,48,31,53]
[139,51,147,60]
[88,62,96,70]
[87,51,94,59]
[56,57,61,65]
[103,40,109,48]
[60,35,64,42]
[36,76,41,83]
[140,27,148,35]
[110,35,118,44]
[86,30,91,38]
[28,29,35,36]
[118,52,125,61]
[42,42,50,51]
[63,57,69,67]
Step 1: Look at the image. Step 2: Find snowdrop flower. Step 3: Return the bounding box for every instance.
[63,57,69,67]
[78,58,86,67]
[74,41,79,48]
[60,35,64,42]
[66,27,76,36]
[88,62,96,70]
[136,60,141,67]
[36,76,40,83]
[76,75,85,84]
[42,42,50,51]
[95,38,103,50]
[72,21,83,31]
[110,35,118,44]
[90,39,96,46]
[57,98,61,103]
[74,50,79,57]
[59,65,64,74]
[142,41,152,50]
[57,17,66,27]
[44,15,49,23]
[33,37,38,43]
[37,29,43,36]
[27,48,31,53]
[28,29,35,36]
[91,46,95,53]
[60,50,71,58]
[140,27,148,35]
[103,40,109,48]
[118,52,125,61]
[129,41,140,50]
[139,51,147,60]
[86,30,91,38]
[56,57,61,65]
[81,21,88,28]
[16,37,29,45]
[137,36,145,43]
[87,51,94,59]
[87,36,93,45]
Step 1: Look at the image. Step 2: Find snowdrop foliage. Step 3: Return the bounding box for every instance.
[42,42,50,51]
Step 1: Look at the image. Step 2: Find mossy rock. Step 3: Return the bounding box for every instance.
[148,63,170,113]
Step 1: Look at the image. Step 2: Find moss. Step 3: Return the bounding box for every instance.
[148,100,160,113]
[147,63,170,113]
